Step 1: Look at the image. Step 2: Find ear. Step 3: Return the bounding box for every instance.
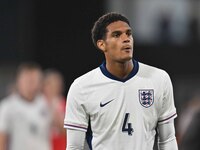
[97,40,106,52]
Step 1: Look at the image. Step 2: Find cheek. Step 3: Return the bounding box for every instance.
[33,79,42,89]
[106,41,120,53]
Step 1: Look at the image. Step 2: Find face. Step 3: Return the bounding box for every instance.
[97,21,134,63]
[43,74,63,97]
[16,69,42,101]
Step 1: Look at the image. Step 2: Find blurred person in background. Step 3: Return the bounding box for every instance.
[42,69,66,150]
[0,62,52,150]
[177,92,200,150]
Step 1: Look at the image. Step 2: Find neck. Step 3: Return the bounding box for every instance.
[44,93,61,101]
[106,59,133,79]
[17,91,36,102]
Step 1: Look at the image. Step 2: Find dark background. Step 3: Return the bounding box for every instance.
[1,0,200,107]
[1,0,106,92]
[1,0,200,111]
[1,1,200,149]
[1,1,199,91]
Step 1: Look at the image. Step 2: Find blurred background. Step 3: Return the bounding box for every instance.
[0,0,200,149]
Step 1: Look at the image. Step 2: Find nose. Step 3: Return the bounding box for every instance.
[121,34,130,43]
[123,39,130,43]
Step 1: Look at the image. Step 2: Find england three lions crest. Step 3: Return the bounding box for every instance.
[139,89,154,108]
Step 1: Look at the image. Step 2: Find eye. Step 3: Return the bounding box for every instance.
[113,33,120,38]
[126,30,132,36]
[112,31,121,38]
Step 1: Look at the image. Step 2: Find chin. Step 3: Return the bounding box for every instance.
[124,55,133,61]
[118,56,133,63]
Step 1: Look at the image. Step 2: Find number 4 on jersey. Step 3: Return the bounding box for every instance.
[122,113,133,136]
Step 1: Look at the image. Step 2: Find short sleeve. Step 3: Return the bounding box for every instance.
[158,72,177,124]
[0,100,11,132]
[64,81,89,132]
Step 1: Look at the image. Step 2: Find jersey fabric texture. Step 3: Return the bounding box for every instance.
[0,93,52,150]
[64,60,177,150]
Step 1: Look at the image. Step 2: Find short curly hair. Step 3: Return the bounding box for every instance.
[91,12,130,49]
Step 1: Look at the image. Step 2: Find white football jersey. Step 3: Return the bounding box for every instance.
[64,60,177,150]
[0,93,52,150]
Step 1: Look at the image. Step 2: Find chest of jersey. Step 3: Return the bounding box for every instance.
[84,76,162,138]
[9,98,51,137]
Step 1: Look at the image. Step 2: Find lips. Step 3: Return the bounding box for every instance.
[121,45,132,50]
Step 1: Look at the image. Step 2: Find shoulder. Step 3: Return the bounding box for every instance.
[70,67,100,88]
[0,93,17,106]
[66,67,102,99]
[0,94,17,114]
[137,61,170,80]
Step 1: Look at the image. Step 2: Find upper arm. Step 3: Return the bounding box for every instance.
[0,132,7,150]
[158,72,177,125]
[66,129,86,150]
[157,120,176,142]
[157,120,178,150]
[64,82,90,150]
[0,100,10,150]
[64,82,89,132]
[0,101,10,133]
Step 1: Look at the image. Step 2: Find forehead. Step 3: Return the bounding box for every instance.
[19,69,42,78]
[106,21,131,33]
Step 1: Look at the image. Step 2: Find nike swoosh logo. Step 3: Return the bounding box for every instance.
[100,99,115,107]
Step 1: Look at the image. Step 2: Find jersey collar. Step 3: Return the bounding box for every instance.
[99,59,139,82]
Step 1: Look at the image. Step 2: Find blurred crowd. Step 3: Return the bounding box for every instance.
[0,61,66,150]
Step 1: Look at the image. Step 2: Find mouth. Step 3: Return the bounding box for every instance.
[121,46,132,51]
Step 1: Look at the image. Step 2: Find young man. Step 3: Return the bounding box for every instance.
[64,12,178,150]
[0,62,52,150]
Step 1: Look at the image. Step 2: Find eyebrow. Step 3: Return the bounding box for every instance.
[111,29,132,35]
